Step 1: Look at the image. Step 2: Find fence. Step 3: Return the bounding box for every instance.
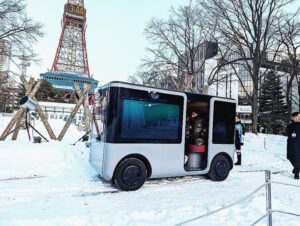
[0,112,14,117]
[175,170,300,226]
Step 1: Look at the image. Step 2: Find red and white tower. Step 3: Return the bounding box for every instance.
[51,0,90,77]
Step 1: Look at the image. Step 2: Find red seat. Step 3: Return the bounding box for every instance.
[188,144,205,153]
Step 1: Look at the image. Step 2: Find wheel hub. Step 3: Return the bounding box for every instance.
[216,161,228,177]
[122,165,142,186]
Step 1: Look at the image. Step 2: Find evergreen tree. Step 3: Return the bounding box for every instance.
[35,80,56,101]
[258,70,288,134]
[17,80,76,104]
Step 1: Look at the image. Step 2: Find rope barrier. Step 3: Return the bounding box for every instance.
[250,213,269,226]
[174,183,268,226]
[174,171,300,226]
[251,210,300,226]
[272,210,300,218]
[272,181,300,188]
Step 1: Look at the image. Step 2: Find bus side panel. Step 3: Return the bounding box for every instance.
[206,145,235,170]
[89,141,105,176]
[101,143,187,181]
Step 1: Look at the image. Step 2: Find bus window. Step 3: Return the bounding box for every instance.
[212,101,235,144]
[120,99,182,143]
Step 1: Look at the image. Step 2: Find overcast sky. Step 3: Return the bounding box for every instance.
[25,0,185,85]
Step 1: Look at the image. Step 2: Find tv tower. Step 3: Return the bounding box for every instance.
[41,0,98,96]
[51,0,90,77]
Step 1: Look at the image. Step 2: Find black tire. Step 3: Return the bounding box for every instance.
[114,158,147,191]
[208,155,230,181]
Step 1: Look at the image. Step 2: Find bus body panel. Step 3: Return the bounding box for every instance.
[101,143,187,181]
[96,143,233,181]
[89,141,105,175]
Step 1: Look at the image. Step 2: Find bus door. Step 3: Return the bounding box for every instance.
[208,98,236,166]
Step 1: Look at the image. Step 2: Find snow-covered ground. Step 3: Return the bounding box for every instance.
[0,115,299,226]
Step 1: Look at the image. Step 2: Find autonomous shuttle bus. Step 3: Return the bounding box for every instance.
[90,81,236,191]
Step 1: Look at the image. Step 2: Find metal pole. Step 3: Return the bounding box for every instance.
[265,170,272,226]
[72,130,91,145]
[27,123,49,142]
[0,123,25,141]
[25,110,31,141]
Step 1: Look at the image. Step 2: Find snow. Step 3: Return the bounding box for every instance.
[0,115,300,226]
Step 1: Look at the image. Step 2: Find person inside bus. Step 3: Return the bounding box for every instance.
[185,112,192,153]
[188,111,207,146]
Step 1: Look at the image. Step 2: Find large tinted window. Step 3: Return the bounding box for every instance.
[121,99,181,142]
[212,101,235,144]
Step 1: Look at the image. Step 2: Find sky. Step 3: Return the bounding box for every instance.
[25,0,185,85]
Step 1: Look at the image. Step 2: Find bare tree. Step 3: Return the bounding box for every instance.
[129,68,174,89]
[278,15,300,113]
[0,0,43,65]
[0,0,43,112]
[139,0,214,92]
[200,0,296,133]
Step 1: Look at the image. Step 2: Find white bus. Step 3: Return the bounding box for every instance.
[90,82,236,191]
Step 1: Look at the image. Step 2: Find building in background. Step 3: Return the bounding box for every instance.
[178,41,218,92]
[0,39,18,113]
[204,49,300,130]
[178,42,300,131]
[0,39,10,74]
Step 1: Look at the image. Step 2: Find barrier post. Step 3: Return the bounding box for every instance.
[264,137,267,150]
[265,170,272,226]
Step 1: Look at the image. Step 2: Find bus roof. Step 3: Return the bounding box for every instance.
[98,81,235,101]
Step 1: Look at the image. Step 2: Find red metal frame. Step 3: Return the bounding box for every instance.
[51,0,90,77]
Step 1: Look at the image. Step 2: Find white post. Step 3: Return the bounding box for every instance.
[265,170,272,226]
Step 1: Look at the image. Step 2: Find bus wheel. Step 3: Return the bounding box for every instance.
[114,158,147,191]
[208,155,230,181]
